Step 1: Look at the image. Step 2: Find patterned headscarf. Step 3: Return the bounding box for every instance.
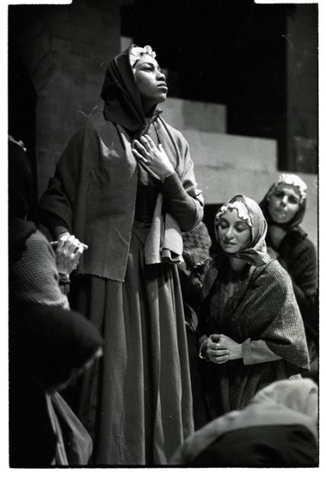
[260,173,307,232]
[214,195,269,266]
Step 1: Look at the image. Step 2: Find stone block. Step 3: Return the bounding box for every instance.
[162,97,227,133]
[185,130,278,172]
[194,166,317,248]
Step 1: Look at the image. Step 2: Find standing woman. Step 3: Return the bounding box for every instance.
[197,195,309,420]
[259,174,318,378]
[38,45,204,465]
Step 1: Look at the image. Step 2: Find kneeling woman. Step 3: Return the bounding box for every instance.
[198,195,310,419]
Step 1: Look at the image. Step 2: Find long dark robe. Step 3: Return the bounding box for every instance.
[37,45,203,465]
[64,174,194,465]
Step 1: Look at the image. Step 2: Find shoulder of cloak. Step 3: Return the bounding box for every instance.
[250,259,293,293]
[56,111,123,178]
[280,227,316,256]
[64,111,116,148]
[201,255,226,298]
[157,115,189,149]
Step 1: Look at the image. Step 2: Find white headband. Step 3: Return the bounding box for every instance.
[129,45,156,73]
[215,200,252,227]
[270,173,307,203]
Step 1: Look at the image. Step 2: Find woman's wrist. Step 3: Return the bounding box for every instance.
[199,338,209,361]
[58,271,71,285]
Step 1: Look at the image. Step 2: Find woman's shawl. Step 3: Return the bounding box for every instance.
[170,378,318,465]
[100,44,148,135]
[200,254,310,373]
[38,111,203,281]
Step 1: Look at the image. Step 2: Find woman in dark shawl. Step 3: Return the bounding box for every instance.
[197,195,309,420]
[260,174,318,380]
[9,135,83,306]
[37,44,204,465]
[8,137,103,466]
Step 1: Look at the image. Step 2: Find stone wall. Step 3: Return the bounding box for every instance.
[163,97,317,249]
[13,0,121,196]
[10,1,317,249]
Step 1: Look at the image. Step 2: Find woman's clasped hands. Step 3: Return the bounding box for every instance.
[202,334,243,364]
[132,134,174,181]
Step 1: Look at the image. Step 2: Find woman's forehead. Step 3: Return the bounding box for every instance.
[134,54,158,68]
[274,183,301,197]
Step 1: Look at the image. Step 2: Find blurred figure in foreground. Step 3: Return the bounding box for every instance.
[170,378,318,467]
[9,305,103,467]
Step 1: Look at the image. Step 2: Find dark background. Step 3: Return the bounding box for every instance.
[121,0,297,170]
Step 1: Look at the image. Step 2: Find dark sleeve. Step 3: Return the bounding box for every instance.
[162,172,203,231]
[278,236,317,311]
[37,129,86,237]
[178,262,206,314]
[39,211,70,240]
[196,260,220,339]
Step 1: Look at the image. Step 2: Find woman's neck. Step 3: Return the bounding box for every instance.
[269,224,287,248]
[142,103,157,118]
[229,256,248,273]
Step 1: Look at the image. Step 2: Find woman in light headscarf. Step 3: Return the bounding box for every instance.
[38,44,203,465]
[260,174,318,379]
[197,195,309,420]
[170,378,318,467]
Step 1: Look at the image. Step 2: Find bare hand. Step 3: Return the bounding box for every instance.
[53,233,88,276]
[205,334,230,364]
[217,334,243,360]
[132,134,174,181]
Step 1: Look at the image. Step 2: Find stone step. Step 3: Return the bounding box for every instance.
[183,129,278,172]
[162,97,227,133]
[195,166,317,248]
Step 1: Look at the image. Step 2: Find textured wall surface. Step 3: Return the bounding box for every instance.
[13,0,121,196]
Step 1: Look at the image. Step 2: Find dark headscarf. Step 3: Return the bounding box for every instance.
[8,137,37,253]
[260,173,307,232]
[100,44,160,137]
[10,304,103,391]
[214,194,270,266]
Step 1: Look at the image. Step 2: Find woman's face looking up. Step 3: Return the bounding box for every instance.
[267,183,301,224]
[217,209,252,254]
[133,54,168,114]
